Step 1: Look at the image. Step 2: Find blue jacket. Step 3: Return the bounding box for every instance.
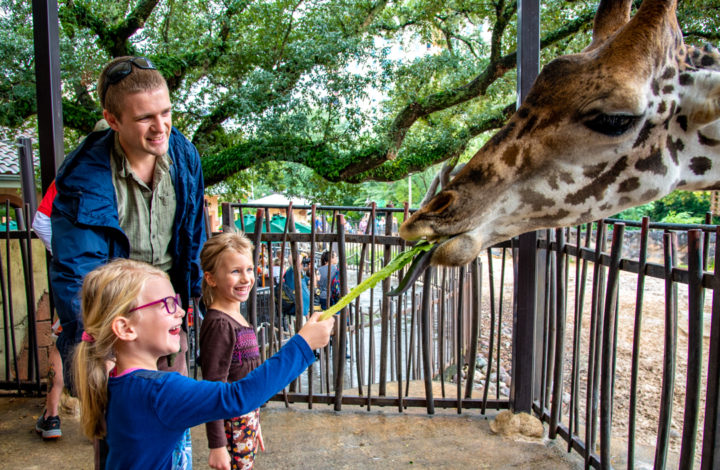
[50,127,206,344]
[106,335,314,469]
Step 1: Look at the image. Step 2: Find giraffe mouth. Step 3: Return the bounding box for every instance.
[387,242,438,297]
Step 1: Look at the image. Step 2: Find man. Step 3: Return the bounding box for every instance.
[50,56,206,391]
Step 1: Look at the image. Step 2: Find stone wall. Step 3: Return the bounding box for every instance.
[14,292,52,381]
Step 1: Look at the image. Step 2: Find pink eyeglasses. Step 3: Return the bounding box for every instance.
[129,294,182,315]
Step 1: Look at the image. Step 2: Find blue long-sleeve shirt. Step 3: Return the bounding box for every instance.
[105,334,314,470]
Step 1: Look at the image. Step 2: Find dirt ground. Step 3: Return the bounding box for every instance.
[593,267,708,466]
[0,393,583,469]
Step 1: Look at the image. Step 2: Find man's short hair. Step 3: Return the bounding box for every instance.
[97,56,168,119]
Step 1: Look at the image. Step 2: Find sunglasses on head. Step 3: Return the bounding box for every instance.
[102,57,156,102]
[129,294,182,315]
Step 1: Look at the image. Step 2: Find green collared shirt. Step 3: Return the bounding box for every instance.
[110,134,176,272]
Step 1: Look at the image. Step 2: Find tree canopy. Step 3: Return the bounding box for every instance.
[1,0,718,189]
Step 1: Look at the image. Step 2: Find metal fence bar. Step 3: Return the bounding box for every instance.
[679,229,704,469]
[456,265,465,413]
[654,231,678,470]
[600,223,624,469]
[19,205,41,390]
[701,226,720,470]
[627,217,650,469]
[482,250,497,414]
[464,259,481,399]
[542,229,556,414]
[585,221,607,469]
[421,267,435,414]
[549,227,567,439]
[333,215,349,411]
[4,201,19,390]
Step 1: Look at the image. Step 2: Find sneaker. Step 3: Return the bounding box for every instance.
[35,411,62,439]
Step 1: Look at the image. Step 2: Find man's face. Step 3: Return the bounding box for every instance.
[103,87,172,160]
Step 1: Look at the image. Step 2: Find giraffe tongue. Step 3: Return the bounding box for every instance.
[386,244,437,297]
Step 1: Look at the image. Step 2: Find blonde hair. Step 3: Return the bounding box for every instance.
[201,232,254,306]
[74,259,169,439]
[97,56,168,118]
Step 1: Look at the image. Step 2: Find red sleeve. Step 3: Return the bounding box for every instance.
[37,180,57,217]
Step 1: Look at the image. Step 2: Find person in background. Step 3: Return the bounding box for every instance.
[31,181,63,438]
[199,232,263,470]
[280,255,315,330]
[317,250,338,311]
[73,258,334,470]
[271,257,282,286]
[32,119,110,440]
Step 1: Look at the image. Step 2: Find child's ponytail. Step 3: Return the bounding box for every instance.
[74,337,111,438]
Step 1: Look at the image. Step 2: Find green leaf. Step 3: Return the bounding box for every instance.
[319,240,434,320]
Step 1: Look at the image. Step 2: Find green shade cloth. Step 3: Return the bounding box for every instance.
[236,213,311,234]
[0,220,18,231]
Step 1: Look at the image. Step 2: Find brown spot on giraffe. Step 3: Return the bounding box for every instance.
[618,177,641,192]
[699,132,720,147]
[535,209,571,225]
[666,135,684,165]
[520,189,554,212]
[565,157,629,205]
[651,79,660,95]
[560,172,574,184]
[678,73,694,86]
[676,115,688,132]
[517,114,539,140]
[548,173,559,191]
[488,122,516,148]
[501,144,520,167]
[640,189,660,201]
[634,147,667,175]
[661,66,676,79]
[583,162,609,179]
[689,157,712,175]
[633,121,656,148]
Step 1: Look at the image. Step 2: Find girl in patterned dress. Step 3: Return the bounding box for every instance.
[200,232,264,470]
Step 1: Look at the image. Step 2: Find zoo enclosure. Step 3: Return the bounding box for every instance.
[1,202,719,469]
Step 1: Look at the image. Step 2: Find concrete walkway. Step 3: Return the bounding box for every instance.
[0,392,583,469]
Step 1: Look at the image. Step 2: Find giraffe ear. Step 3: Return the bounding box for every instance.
[682,70,720,127]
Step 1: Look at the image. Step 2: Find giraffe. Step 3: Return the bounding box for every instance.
[399,0,720,267]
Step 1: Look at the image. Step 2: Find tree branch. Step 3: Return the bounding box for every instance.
[333,6,595,181]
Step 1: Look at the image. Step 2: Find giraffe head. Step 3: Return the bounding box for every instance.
[400,0,720,266]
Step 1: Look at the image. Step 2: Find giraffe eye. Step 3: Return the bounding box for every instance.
[584,113,639,136]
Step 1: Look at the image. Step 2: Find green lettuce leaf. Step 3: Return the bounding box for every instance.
[319,240,434,321]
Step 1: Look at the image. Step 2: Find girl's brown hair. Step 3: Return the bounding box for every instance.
[200,231,254,307]
[73,259,169,439]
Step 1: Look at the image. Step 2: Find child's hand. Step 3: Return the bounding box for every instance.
[208,446,231,470]
[298,312,335,350]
